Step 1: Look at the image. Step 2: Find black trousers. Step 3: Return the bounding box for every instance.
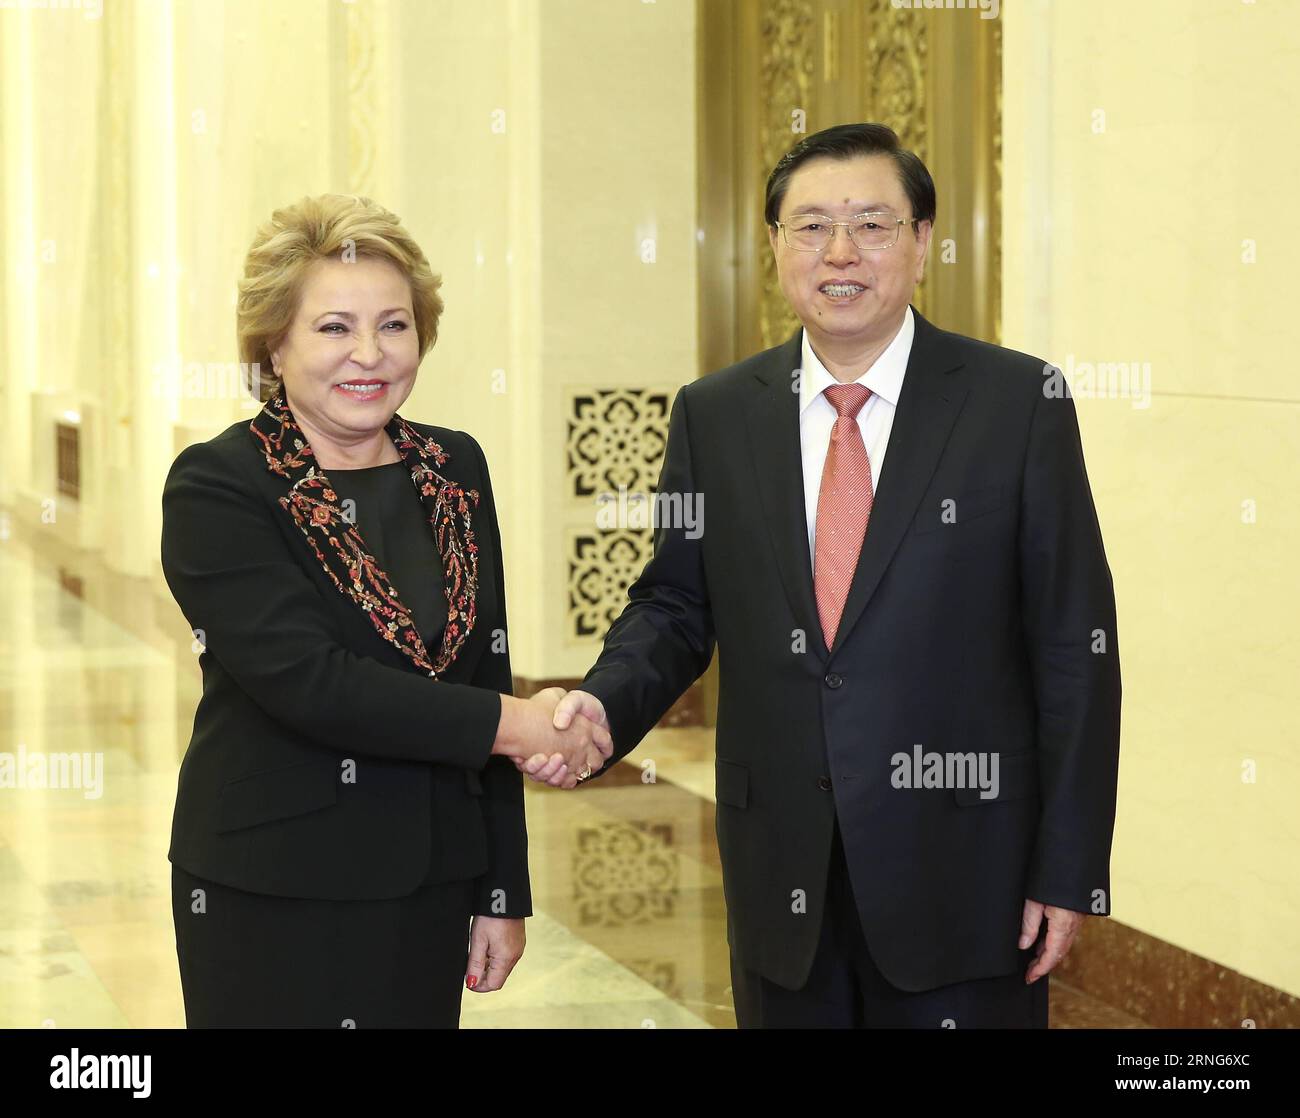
[171,861,475,1028]
[730,819,1050,1028]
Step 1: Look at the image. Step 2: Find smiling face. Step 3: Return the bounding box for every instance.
[768,153,931,356]
[271,255,420,455]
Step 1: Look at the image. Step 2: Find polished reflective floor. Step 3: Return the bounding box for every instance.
[0,524,1139,1028]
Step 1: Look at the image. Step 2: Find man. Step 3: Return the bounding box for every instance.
[526,123,1121,1028]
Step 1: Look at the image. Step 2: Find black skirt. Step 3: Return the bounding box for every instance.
[171,860,474,1028]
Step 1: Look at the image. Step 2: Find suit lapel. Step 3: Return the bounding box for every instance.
[745,330,828,657]
[248,389,480,678]
[828,307,969,656]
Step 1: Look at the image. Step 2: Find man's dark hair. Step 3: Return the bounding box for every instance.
[763,123,936,229]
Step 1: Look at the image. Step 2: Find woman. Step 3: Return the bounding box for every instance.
[161,194,609,1027]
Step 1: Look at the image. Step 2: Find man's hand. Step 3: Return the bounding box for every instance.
[1019,898,1086,983]
[515,689,611,789]
[552,689,608,733]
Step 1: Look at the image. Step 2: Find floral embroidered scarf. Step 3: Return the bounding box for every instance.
[249,387,479,678]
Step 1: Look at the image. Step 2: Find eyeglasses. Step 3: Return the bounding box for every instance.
[774,210,917,252]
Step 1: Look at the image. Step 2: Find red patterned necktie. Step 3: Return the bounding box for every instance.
[814,383,874,650]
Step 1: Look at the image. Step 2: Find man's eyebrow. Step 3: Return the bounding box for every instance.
[311,307,411,321]
[785,202,897,215]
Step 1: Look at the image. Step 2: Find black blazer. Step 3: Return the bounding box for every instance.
[579,307,1121,991]
[160,390,529,916]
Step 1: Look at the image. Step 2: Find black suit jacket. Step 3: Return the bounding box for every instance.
[579,307,1121,992]
[160,392,529,916]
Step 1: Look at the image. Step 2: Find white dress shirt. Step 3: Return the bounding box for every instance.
[799,305,915,571]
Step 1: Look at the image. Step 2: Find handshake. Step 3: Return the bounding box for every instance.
[491,687,613,790]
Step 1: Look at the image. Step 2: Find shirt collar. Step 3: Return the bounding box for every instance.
[798,304,915,416]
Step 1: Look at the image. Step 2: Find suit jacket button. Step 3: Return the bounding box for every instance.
[824,672,843,689]
[818,776,832,791]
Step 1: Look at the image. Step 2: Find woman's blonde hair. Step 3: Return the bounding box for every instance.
[236,193,444,402]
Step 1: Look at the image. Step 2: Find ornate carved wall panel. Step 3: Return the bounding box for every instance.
[566,388,671,499]
[565,387,672,645]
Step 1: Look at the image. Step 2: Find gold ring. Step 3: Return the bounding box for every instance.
[577,765,592,781]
